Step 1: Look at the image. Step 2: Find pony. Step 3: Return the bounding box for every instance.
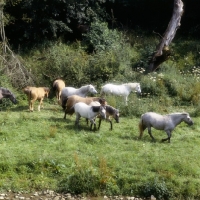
[98,105,119,130]
[0,87,17,104]
[23,86,50,111]
[100,83,141,105]
[139,112,194,143]
[52,79,65,101]
[60,84,97,105]
[63,95,106,119]
[74,102,106,131]
[86,103,119,130]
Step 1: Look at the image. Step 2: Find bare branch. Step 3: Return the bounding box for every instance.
[0,4,36,88]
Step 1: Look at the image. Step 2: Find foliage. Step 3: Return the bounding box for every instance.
[3,0,200,49]
[4,0,111,47]
[59,156,117,195]
[83,21,124,52]
[139,178,173,200]
[22,31,134,88]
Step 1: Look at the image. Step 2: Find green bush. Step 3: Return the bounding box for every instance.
[83,21,124,53]
[139,178,173,200]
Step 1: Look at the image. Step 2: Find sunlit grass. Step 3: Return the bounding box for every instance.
[0,101,199,199]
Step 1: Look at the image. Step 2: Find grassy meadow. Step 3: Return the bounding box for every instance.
[1,29,200,199]
[0,92,200,200]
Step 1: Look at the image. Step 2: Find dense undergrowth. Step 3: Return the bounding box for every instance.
[1,25,200,199]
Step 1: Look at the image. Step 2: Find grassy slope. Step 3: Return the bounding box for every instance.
[0,96,200,198]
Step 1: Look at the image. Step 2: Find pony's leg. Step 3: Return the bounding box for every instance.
[63,111,67,119]
[30,100,34,112]
[124,96,128,105]
[90,119,97,131]
[75,113,81,127]
[98,118,102,130]
[162,131,171,143]
[147,127,155,141]
[38,99,42,111]
[90,119,93,131]
[100,91,105,97]
[108,119,112,130]
[41,98,44,108]
[56,91,58,100]
[28,99,31,111]
[93,121,97,131]
[58,91,61,101]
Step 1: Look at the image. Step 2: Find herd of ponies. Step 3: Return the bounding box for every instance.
[0,79,194,142]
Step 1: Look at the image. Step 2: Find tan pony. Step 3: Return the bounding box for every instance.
[23,86,50,111]
[62,95,106,119]
[53,79,65,101]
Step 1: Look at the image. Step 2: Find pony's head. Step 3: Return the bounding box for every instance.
[99,98,107,106]
[135,83,141,94]
[99,105,106,120]
[2,88,17,104]
[114,109,120,123]
[128,83,141,94]
[88,85,97,94]
[9,92,17,104]
[44,87,50,98]
[183,113,194,126]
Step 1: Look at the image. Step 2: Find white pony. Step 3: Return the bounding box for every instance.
[74,102,106,131]
[139,112,194,143]
[100,82,141,105]
[60,84,97,105]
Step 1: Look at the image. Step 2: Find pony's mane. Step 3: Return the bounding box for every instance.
[167,112,189,116]
[124,82,140,87]
[91,106,100,112]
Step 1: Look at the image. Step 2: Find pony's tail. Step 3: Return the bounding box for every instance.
[53,81,58,91]
[100,87,104,97]
[62,97,68,110]
[138,118,144,139]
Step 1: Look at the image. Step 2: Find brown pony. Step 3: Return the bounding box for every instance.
[63,95,106,119]
[23,86,50,111]
[53,79,65,101]
[98,105,119,130]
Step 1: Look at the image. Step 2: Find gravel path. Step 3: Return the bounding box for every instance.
[0,190,151,200]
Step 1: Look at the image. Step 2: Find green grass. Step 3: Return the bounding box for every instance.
[0,98,199,200]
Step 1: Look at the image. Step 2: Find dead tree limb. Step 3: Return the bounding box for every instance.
[0,3,36,88]
[147,0,184,72]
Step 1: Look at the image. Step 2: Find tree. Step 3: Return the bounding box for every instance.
[147,0,184,72]
[4,0,112,47]
[0,0,35,88]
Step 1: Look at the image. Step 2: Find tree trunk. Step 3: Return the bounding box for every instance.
[147,0,184,72]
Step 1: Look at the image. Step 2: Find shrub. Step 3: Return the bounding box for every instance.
[139,177,173,200]
[59,156,117,196]
[83,21,124,53]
